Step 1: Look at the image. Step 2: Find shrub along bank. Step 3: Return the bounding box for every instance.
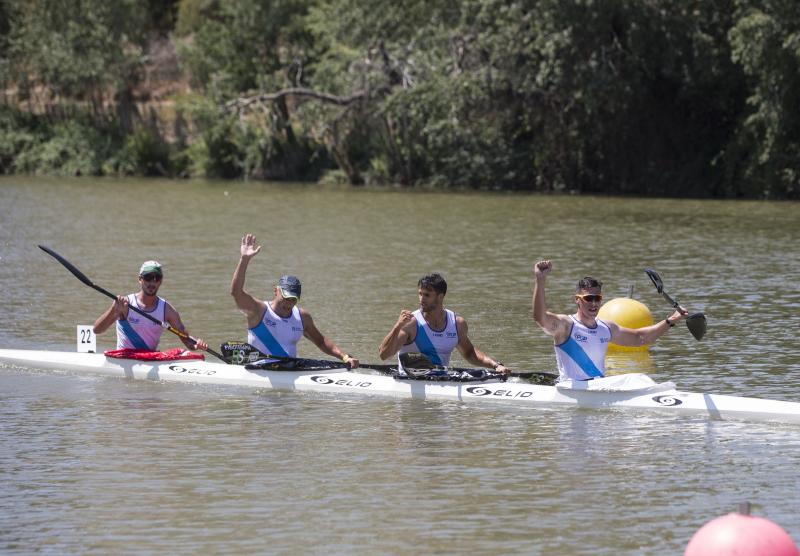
[0,0,798,198]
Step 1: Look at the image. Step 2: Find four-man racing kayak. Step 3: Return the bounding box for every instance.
[1,349,800,425]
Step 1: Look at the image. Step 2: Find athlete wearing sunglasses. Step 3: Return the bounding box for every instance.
[532,259,688,382]
[93,260,208,352]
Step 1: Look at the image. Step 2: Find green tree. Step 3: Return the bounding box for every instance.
[176,0,323,179]
[0,0,797,196]
[177,0,315,95]
[729,0,800,198]
[5,0,149,131]
[294,0,747,193]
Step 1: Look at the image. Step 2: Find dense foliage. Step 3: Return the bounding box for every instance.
[0,0,798,197]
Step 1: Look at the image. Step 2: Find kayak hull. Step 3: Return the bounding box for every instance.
[2,349,800,425]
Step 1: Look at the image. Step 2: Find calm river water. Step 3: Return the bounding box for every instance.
[1,176,799,554]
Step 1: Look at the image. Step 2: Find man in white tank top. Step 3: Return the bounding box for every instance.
[230,234,360,368]
[93,260,208,352]
[532,260,688,382]
[378,273,510,375]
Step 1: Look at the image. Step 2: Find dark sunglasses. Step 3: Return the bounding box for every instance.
[575,293,603,303]
[140,273,162,282]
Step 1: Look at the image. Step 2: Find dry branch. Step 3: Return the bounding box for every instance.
[225,87,369,112]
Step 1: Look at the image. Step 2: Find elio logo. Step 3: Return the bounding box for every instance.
[652,395,682,406]
[466,386,492,396]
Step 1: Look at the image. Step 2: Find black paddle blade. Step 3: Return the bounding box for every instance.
[685,313,707,341]
[39,245,95,288]
[644,268,663,294]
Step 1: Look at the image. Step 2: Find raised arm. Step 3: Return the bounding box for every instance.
[532,260,571,342]
[300,309,359,368]
[378,310,416,360]
[230,233,265,326]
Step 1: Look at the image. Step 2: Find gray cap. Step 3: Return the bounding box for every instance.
[277,275,301,299]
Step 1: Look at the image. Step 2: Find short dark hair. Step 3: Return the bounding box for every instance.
[418,273,447,295]
[576,276,602,292]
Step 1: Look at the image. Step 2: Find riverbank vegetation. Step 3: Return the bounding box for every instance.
[1,0,798,198]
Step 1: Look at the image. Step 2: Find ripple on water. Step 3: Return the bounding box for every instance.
[2,184,800,554]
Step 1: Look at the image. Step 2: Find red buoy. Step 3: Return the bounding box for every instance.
[685,504,799,556]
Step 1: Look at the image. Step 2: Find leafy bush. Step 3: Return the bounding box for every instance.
[117,126,173,176]
[13,118,117,176]
[1,0,799,197]
[0,107,40,174]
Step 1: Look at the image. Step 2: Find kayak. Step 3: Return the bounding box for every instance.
[2,349,800,425]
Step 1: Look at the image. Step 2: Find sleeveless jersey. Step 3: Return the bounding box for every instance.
[248,302,304,357]
[554,316,612,381]
[398,309,459,368]
[116,294,166,350]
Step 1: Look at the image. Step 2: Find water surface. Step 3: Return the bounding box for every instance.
[1,177,799,554]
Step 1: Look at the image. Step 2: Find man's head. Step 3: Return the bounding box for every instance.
[575,276,602,294]
[574,276,603,315]
[418,273,447,295]
[277,275,302,300]
[138,260,163,295]
[417,273,447,312]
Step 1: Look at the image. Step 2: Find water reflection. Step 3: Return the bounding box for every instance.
[605,351,655,376]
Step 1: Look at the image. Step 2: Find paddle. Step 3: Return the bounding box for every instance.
[38,244,228,362]
[224,342,556,384]
[645,268,707,341]
[399,352,558,385]
[220,341,397,372]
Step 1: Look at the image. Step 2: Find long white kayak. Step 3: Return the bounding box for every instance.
[2,349,800,425]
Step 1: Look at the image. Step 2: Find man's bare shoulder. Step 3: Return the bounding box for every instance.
[298,306,312,319]
[545,312,573,334]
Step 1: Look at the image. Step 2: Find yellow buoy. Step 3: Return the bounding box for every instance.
[598,297,654,352]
